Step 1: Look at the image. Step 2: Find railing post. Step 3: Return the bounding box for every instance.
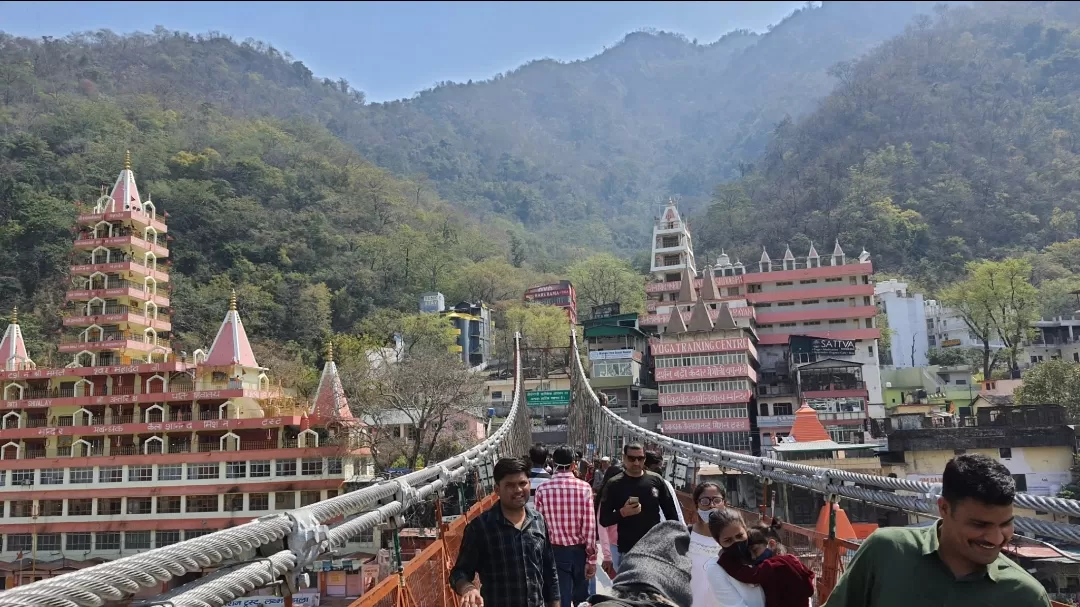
[819,494,842,605]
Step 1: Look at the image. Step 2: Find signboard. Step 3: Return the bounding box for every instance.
[658,390,753,407]
[225,594,319,607]
[654,364,750,382]
[526,390,571,407]
[591,303,621,319]
[660,418,751,434]
[650,338,750,356]
[941,339,962,348]
[419,292,445,314]
[790,335,857,357]
[589,349,636,361]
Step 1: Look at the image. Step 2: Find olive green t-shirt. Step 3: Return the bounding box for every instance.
[824,523,1051,607]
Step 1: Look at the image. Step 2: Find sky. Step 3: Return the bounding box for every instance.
[0,1,806,102]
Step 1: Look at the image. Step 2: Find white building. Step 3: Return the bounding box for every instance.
[649,200,697,281]
[924,299,1005,351]
[875,280,929,368]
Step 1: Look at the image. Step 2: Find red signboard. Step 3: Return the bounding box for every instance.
[654,364,753,382]
[1,362,191,382]
[658,390,753,407]
[645,275,744,294]
[661,418,751,434]
[650,338,750,355]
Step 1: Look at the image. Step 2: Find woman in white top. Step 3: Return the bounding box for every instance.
[705,508,766,607]
[687,482,726,607]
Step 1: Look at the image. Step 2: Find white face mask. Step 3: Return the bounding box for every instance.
[697,509,714,523]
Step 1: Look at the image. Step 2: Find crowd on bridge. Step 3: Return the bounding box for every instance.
[448,444,1053,607]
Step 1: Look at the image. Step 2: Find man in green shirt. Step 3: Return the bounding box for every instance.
[825,453,1051,607]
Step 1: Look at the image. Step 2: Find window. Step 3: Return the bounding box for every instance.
[773,402,794,416]
[40,500,63,517]
[276,460,296,477]
[127,498,152,515]
[156,530,181,547]
[69,499,93,516]
[592,361,633,377]
[250,460,271,477]
[188,463,219,480]
[157,464,183,481]
[777,301,795,307]
[125,531,152,550]
[7,534,32,552]
[99,466,123,483]
[157,496,182,514]
[275,492,296,510]
[224,494,244,512]
[358,529,375,543]
[186,495,219,513]
[9,501,33,517]
[129,465,153,482]
[327,458,343,475]
[955,379,967,386]
[96,532,121,551]
[300,490,321,506]
[825,277,843,283]
[491,390,503,400]
[326,489,338,499]
[40,469,64,485]
[1013,474,1028,492]
[801,300,820,305]
[66,533,92,551]
[186,530,213,540]
[868,346,874,356]
[249,493,270,511]
[226,461,247,479]
[779,322,796,327]
[11,470,34,486]
[829,319,847,325]
[776,281,793,286]
[999,447,1013,459]
[99,498,122,515]
[301,458,324,476]
[799,280,818,285]
[30,534,60,555]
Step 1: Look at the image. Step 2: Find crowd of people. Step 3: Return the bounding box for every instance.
[449,445,1053,607]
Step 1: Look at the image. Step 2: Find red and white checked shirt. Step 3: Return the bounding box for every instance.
[534,471,598,566]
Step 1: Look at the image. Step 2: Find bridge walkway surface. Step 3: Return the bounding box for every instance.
[1,330,1078,607]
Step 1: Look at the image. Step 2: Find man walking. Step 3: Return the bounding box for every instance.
[599,443,680,557]
[451,457,560,607]
[824,454,1051,607]
[645,451,685,525]
[529,443,552,503]
[535,445,599,607]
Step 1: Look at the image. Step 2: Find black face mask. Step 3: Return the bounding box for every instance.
[726,539,753,560]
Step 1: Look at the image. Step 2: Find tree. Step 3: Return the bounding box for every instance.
[567,253,646,319]
[941,259,1037,379]
[453,257,527,304]
[338,315,485,471]
[1014,359,1080,421]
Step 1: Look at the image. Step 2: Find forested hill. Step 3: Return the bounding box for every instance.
[694,1,1080,291]
[0,1,934,261]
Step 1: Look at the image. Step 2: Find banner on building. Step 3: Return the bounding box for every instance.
[589,349,637,361]
[790,335,856,356]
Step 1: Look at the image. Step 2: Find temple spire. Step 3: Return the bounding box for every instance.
[1,306,33,372]
[103,150,143,213]
[205,292,260,368]
[312,339,353,421]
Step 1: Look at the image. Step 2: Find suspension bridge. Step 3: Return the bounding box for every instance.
[3,329,1080,607]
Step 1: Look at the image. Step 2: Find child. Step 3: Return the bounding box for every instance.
[717,518,815,607]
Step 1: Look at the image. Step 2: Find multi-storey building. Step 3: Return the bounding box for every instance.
[641,203,883,452]
[582,312,659,433]
[0,157,374,589]
[875,279,929,367]
[524,281,578,324]
[649,265,759,453]
[924,298,1005,352]
[649,200,697,281]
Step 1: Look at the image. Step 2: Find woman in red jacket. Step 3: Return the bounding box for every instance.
[716,518,815,607]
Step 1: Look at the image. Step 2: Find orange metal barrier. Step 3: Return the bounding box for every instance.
[350,493,498,607]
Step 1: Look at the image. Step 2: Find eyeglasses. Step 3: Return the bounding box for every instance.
[625,455,645,462]
[697,497,726,507]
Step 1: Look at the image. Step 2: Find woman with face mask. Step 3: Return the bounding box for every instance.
[687,482,727,607]
[704,508,766,607]
[716,518,815,607]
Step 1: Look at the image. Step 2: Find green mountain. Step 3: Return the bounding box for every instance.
[693,1,1080,290]
[1,1,936,267]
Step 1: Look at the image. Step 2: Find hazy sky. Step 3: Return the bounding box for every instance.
[0,1,805,102]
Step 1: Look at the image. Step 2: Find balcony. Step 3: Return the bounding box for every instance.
[64,304,172,332]
[58,330,171,354]
[0,437,337,460]
[72,231,169,258]
[70,256,169,283]
[76,209,167,233]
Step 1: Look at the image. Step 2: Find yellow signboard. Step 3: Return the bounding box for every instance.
[941,339,961,348]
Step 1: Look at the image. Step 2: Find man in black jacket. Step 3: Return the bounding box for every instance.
[598,443,680,556]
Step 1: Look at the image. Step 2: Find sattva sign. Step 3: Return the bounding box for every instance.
[790,335,857,356]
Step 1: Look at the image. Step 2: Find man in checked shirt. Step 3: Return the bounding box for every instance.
[451,457,560,607]
[535,444,599,607]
